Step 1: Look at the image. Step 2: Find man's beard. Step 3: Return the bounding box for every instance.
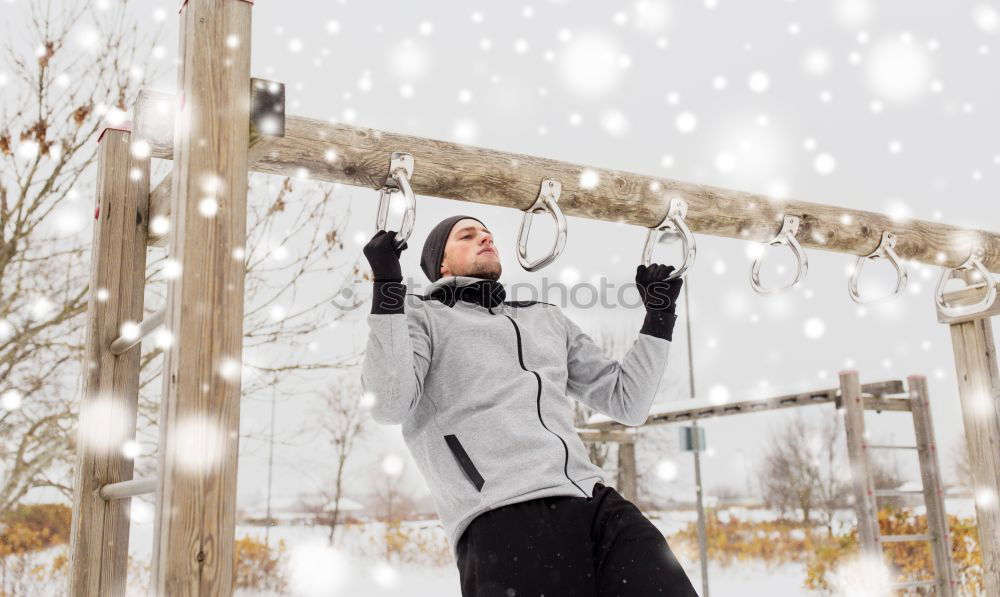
[464,259,501,281]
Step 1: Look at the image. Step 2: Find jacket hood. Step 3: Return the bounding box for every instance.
[423,275,506,308]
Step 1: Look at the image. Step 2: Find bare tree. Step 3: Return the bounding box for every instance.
[366,459,419,524]
[1,0,372,519]
[308,376,369,546]
[570,319,631,469]
[569,316,687,508]
[0,0,167,518]
[811,412,849,535]
[634,425,680,510]
[757,412,850,529]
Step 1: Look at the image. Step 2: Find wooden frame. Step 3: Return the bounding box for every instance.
[580,374,957,594]
[67,0,999,593]
[67,121,150,595]
[148,0,253,594]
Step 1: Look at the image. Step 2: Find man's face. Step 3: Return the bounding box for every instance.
[439,218,501,281]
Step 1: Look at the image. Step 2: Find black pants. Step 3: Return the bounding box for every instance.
[455,482,699,596]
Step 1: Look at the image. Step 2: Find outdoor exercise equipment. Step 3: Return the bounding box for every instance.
[642,197,695,279]
[375,151,416,250]
[516,178,567,271]
[66,1,1000,595]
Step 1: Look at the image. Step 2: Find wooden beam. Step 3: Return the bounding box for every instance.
[151,0,252,594]
[576,429,636,444]
[839,371,882,560]
[144,78,284,247]
[579,379,906,430]
[67,121,150,596]
[908,375,958,596]
[146,134,277,247]
[132,90,1000,271]
[945,270,1000,595]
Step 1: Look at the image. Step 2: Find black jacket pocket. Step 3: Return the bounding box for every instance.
[444,434,485,492]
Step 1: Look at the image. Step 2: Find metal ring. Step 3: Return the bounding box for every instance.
[934,246,997,318]
[517,178,567,271]
[848,231,908,304]
[375,152,416,249]
[641,197,696,280]
[750,215,809,294]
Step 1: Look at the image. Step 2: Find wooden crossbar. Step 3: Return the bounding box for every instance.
[131,89,1000,272]
[579,379,906,430]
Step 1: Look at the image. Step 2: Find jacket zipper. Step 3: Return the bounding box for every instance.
[490,304,589,498]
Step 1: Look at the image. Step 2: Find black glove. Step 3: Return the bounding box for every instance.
[363,230,408,282]
[636,263,683,312]
[636,263,683,341]
[363,230,408,315]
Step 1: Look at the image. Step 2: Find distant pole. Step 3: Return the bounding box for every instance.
[265,377,277,547]
[683,280,710,597]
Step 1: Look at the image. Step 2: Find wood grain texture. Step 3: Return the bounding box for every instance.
[908,376,958,596]
[67,124,150,596]
[616,442,638,503]
[134,90,1000,271]
[146,133,277,248]
[839,370,882,559]
[150,1,251,595]
[578,379,907,430]
[946,270,1000,596]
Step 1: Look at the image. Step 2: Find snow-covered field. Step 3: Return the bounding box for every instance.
[118,509,815,596]
[15,500,976,595]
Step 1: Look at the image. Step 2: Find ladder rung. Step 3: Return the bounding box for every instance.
[880,533,931,543]
[874,489,924,497]
[890,579,938,589]
[110,307,167,355]
[99,476,156,500]
[868,444,918,450]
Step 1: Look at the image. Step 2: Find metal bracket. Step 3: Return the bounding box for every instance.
[250,78,286,139]
[642,197,696,280]
[849,231,908,304]
[935,245,997,319]
[516,178,567,272]
[750,215,809,294]
[375,152,416,248]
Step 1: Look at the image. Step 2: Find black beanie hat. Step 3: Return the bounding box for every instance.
[420,215,487,282]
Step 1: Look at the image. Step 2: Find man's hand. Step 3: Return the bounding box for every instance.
[636,263,683,312]
[363,230,408,282]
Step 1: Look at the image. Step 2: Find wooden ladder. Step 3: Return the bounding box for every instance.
[64,2,276,593]
[839,371,957,596]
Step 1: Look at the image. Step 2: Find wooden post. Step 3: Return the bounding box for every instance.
[839,370,881,558]
[941,271,1000,595]
[617,441,638,502]
[151,0,252,594]
[67,121,151,596]
[907,375,958,596]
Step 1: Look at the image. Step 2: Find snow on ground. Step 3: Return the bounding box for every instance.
[20,501,977,595]
[119,509,810,596]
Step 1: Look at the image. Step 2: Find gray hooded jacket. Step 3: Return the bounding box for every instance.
[360,275,676,561]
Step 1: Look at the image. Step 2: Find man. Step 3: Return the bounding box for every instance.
[361,215,697,596]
